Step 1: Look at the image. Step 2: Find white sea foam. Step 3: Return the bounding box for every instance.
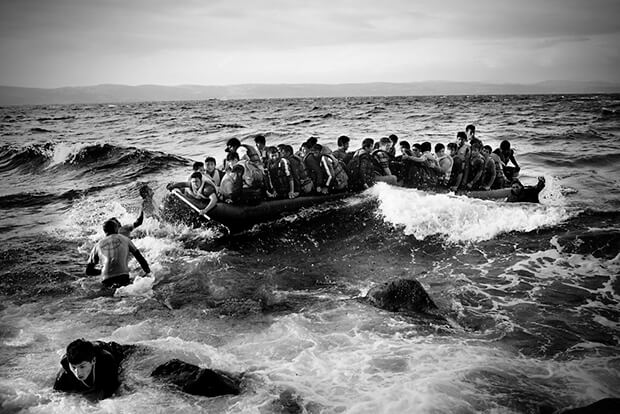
[45,142,92,168]
[371,183,570,243]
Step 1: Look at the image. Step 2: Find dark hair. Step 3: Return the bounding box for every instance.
[399,140,411,150]
[465,124,476,134]
[312,144,323,153]
[254,134,266,145]
[482,145,493,153]
[447,142,457,151]
[266,146,279,155]
[192,161,204,171]
[379,137,391,146]
[190,171,202,180]
[226,152,239,162]
[435,143,445,152]
[281,145,293,155]
[470,137,482,147]
[500,140,511,151]
[420,142,432,153]
[276,144,287,153]
[389,134,398,144]
[226,138,241,149]
[66,339,95,364]
[232,165,245,174]
[471,141,482,151]
[103,219,118,235]
[306,137,318,147]
[456,131,467,141]
[337,135,350,147]
[412,143,422,151]
[205,157,216,165]
[362,138,374,149]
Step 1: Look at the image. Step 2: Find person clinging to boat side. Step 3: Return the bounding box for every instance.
[166,171,218,215]
[507,177,545,203]
[371,137,398,185]
[86,219,150,289]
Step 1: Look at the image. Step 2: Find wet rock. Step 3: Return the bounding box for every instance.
[365,278,438,313]
[151,359,241,397]
[557,398,620,414]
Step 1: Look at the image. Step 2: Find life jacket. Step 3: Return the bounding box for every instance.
[321,153,348,190]
[206,169,223,186]
[371,149,391,175]
[287,154,313,193]
[268,157,292,196]
[240,144,263,165]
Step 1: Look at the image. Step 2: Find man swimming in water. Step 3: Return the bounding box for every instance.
[86,219,151,288]
[506,177,546,203]
[53,339,122,400]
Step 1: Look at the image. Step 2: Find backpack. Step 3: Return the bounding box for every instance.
[322,153,348,190]
[346,152,374,190]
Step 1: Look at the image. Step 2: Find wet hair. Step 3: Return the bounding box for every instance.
[456,131,467,141]
[66,339,95,364]
[266,146,279,155]
[447,142,457,151]
[306,137,318,147]
[399,140,411,150]
[226,138,241,149]
[103,219,118,235]
[312,144,323,153]
[379,137,391,146]
[465,124,476,134]
[362,138,374,149]
[232,164,244,175]
[500,140,511,151]
[435,143,445,152]
[420,142,432,153]
[254,134,266,145]
[192,161,204,171]
[337,135,350,147]
[389,134,398,144]
[204,157,216,165]
[482,145,493,153]
[190,171,202,180]
[281,144,293,155]
[412,143,422,152]
[226,152,239,162]
[511,179,523,189]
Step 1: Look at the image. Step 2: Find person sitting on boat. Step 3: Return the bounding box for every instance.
[499,140,520,182]
[192,161,205,175]
[266,146,299,199]
[85,219,151,289]
[204,156,223,189]
[371,137,398,185]
[280,144,314,195]
[489,148,507,189]
[304,143,326,194]
[435,143,453,187]
[456,131,470,157]
[388,134,399,158]
[166,172,218,215]
[254,134,268,166]
[464,141,485,190]
[53,339,122,401]
[479,145,497,191]
[506,177,545,203]
[318,144,349,193]
[347,138,376,191]
[447,142,465,191]
[401,141,440,189]
[332,135,352,165]
[390,140,412,181]
[225,137,265,187]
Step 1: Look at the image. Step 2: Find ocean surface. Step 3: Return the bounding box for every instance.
[0,95,619,413]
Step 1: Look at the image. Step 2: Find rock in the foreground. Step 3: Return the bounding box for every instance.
[151,359,242,397]
[365,279,438,313]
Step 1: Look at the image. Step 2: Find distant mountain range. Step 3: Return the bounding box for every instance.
[1,80,619,106]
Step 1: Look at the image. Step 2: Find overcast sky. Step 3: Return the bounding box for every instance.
[1,0,619,88]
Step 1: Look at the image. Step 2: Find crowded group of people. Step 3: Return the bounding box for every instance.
[166,124,544,216]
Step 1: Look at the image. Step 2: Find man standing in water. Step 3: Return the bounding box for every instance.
[86,219,150,289]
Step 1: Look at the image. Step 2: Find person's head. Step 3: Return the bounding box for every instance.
[412,143,422,156]
[226,151,239,166]
[471,141,482,153]
[232,164,245,178]
[379,137,391,151]
[254,134,266,149]
[276,144,287,154]
[311,144,323,155]
[447,142,458,156]
[465,124,476,139]
[482,145,492,157]
[389,134,399,146]
[306,136,318,147]
[280,144,294,157]
[435,143,445,155]
[337,135,350,150]
[457,131,468,144]
[299,142,311,157]
[510,179,524,194]
[66,339,96,381]
[103,219,118,235]
[470,137,482,148]
[500,140,511,153]
[225,138,241,153]
[204,157,217,172]
[189,171,203,189]
[192,161,205,174]
[399,140,411,151]
[266,146,280,162]
[420,142,432,153]
[361,138,374,151]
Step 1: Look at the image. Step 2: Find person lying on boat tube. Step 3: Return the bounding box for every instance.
[166,171,218,215]
[506,177,545,203]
